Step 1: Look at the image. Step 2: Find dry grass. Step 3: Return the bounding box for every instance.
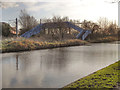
[89,36,118,43]
[1,38,88,53]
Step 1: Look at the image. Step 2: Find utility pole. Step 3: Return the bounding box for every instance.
[118,1,120,27]
[105,0,119,26]
[16,18,18,37]
[40,19,42,25]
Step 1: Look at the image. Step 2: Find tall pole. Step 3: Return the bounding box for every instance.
[16,18,18,37]
[118,1,120,27]
[40,19,41,25]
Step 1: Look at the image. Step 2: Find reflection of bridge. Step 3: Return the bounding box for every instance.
[21,22,91,40]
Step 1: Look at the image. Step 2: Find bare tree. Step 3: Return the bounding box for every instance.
[107,21,118,34]
[42,16,69,40]
[19,9,38,34]
[81,20,99,32]
[97,17,118,35]
[97,17,110,30]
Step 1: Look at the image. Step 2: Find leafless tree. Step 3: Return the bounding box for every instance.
[81,20,100,32]
[97,17,118,35]
[41,16,71,40]
[19,9,38,34]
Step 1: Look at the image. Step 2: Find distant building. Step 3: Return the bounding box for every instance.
[10,27,18,35]
[1,22,20,36]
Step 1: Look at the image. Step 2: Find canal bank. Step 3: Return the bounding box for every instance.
[2,42,118,88]
[63,60,120,89]
[1,38,88,53]
[1,36,118,53]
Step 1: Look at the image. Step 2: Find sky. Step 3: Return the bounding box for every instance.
[0,0,119,27]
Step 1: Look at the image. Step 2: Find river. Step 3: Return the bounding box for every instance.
[1,42,119,88]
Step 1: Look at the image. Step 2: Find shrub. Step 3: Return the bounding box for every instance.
[1,22,11,37]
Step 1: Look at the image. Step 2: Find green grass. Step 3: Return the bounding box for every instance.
[1,38,88,53]
[63,60,120,89]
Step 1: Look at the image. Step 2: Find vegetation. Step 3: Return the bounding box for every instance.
[19,9,38,34]
[63,60,120,89]
[1,9,119,42]
[1,38,88,53]
[1,9,119,52]
[1,22,11,37]
[35,16,80,40]
[89,36,118,43]
[18,9,119,41]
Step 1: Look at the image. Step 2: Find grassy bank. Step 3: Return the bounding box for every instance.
[1,35,119,53]
[1,38,88,53]
[89,36,118,43]
[63,60,120,89]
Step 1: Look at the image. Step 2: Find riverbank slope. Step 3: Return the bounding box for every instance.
[1,35,119,53]
[63,60,120,89]
[1,38,88,53]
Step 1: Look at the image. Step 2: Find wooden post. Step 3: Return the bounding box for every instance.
[16,18,18,37]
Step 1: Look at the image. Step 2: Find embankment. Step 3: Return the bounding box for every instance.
[63,60,120,88]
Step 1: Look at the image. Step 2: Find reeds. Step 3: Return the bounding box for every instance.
[1,38,88,53]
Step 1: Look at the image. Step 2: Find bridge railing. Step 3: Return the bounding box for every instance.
[20,24,43,38]
[65,22,91,39]
[82,30,91,40]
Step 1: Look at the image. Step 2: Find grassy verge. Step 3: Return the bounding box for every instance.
[1,38,88,53]
[89,36,118,43]
[63,60,120,89]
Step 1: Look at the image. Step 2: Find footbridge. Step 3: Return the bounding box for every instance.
[20,22,92,40]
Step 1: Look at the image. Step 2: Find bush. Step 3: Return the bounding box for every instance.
[1,22,11,37]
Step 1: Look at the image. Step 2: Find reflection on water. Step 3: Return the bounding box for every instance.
[2,43,119,88]
[16,55,18,70]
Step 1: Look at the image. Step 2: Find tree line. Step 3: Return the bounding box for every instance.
[1,9,119,41]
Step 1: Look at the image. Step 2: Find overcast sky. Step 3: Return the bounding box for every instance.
[0,0,118,26]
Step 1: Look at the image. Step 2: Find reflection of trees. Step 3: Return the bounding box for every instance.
[43,48,69,71]
[3,52,44,88]
[17,52,44,73]
[81,45,118,65]
[18,52,33,72]
[15,48,70,73]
